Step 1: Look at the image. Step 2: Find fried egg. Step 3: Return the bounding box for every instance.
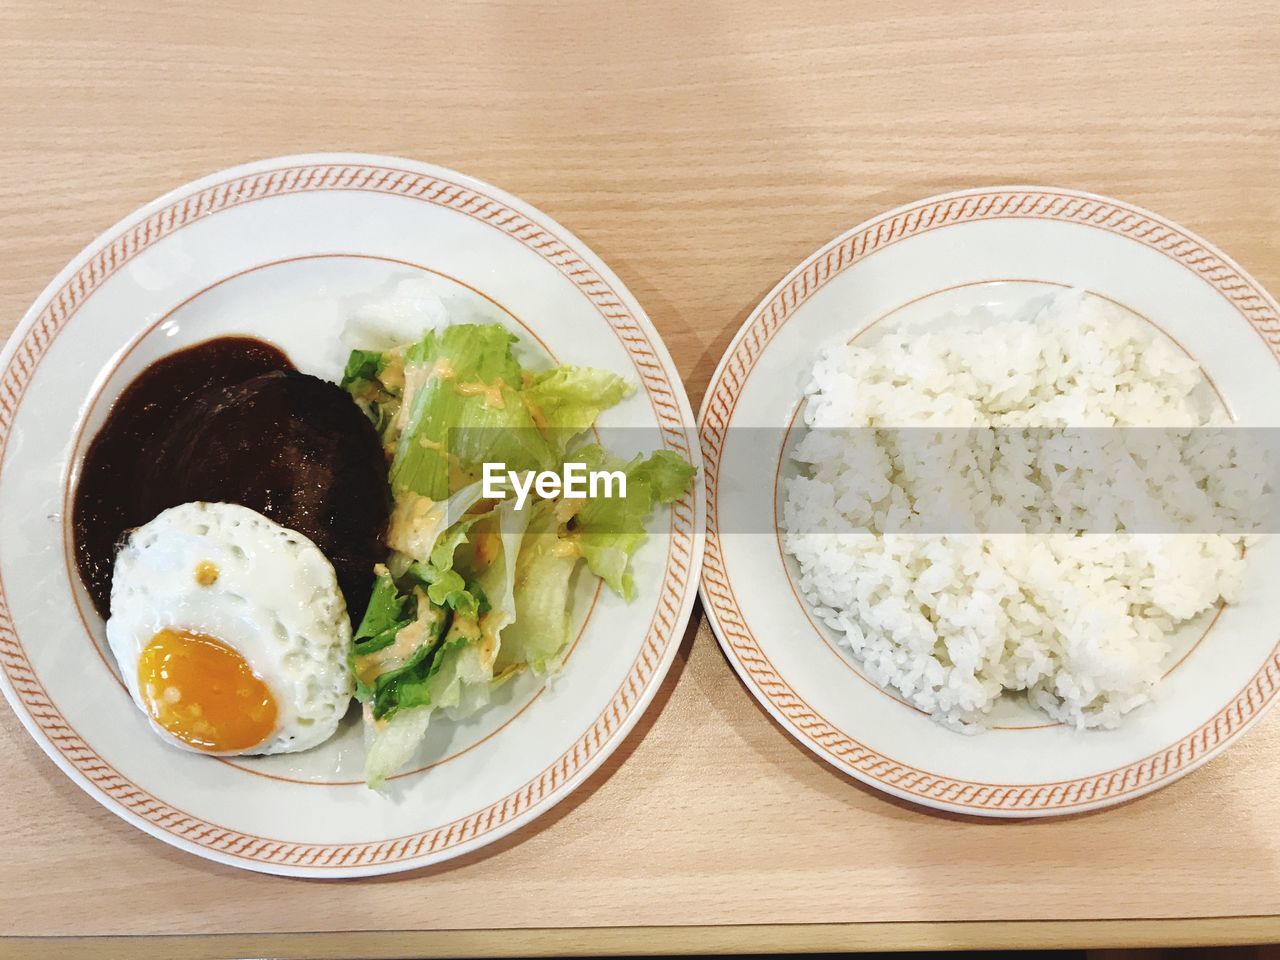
[106,501,354,755]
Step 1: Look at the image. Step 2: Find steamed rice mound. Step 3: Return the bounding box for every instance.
[782,292,1248,730]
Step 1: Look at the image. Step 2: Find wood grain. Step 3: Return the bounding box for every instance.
[1,0,1278,951]
[9,919,1280,960]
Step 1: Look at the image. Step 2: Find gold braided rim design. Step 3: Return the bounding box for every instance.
[0,162,698,867]
[699,188,1280,812]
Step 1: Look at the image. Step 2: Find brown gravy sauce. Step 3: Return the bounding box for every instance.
[72,337,389,622]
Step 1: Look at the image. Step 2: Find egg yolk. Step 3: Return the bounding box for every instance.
[136,629,277,752]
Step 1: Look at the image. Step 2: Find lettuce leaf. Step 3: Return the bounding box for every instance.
[496,503,581,674]
[362,592,448,715]
[363,591,481,708]
[629,449,699,504]
[340,347,403,442]
[370,631,441,719]
[571,446,696,600]
[522,366,632,453]
[372,620,470,718]
[353,573,413,648]
[364,706,433,790]
[440,480,487,531]
[340,349,385,388]
[350,573,417,700]
[475,499,532,640]
[420,501,532,720]
[425,623,495,718]
[391,324,552,499]
[385,492,448,566]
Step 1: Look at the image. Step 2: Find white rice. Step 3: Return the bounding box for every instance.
[781,291,1253,730]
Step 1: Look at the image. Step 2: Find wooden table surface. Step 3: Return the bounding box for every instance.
[2,0,1279,956]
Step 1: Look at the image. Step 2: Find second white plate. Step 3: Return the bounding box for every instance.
[699,186,1280,816]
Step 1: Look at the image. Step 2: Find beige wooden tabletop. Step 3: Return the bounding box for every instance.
[2,0,1279,956]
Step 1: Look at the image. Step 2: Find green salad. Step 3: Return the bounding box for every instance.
[341,322,695,787]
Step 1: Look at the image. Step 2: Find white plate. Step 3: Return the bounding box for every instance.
[0,154,703,875]
[699,186,1280,817]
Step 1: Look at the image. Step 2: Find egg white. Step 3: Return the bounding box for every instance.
[106,501,354,755]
